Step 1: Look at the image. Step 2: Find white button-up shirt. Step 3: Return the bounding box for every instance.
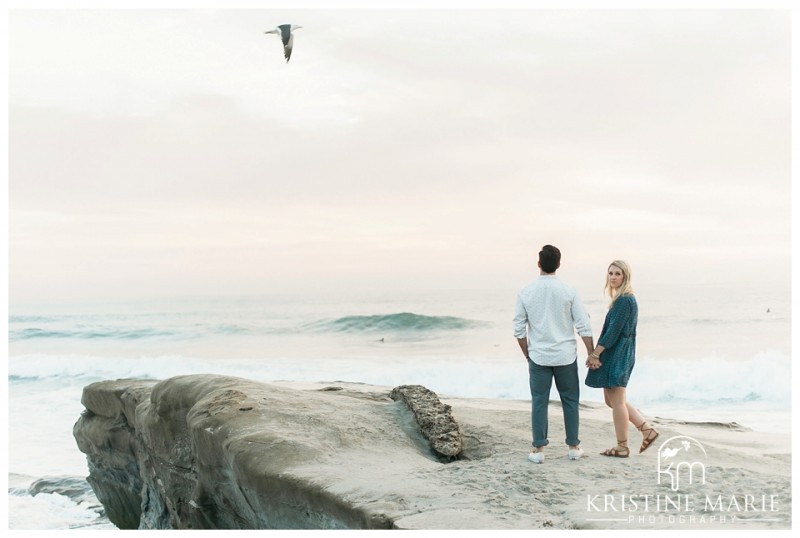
[513,275,593,366]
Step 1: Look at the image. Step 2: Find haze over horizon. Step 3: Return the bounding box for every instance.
[8,7,791,305]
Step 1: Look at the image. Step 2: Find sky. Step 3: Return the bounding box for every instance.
[5,3,793,305]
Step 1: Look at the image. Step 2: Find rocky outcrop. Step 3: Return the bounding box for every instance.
[73,375,469,530]
[73,379,157,529]
[389,384,462,460]
[71,374,796,531]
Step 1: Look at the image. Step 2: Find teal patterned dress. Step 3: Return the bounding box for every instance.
[585,294,638,388]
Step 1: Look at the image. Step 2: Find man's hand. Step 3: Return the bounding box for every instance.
[516,337,530,362]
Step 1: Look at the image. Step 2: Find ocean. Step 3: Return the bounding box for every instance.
[6,285,791,529]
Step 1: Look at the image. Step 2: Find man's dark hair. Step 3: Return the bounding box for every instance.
[539,245,561,273]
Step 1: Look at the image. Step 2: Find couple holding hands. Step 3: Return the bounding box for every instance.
[513,244,659,463]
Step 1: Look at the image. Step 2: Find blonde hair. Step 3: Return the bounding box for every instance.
[605,260,634,305]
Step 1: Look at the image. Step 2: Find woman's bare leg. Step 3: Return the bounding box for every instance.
[604,387,629,452]
[627,403,645,428]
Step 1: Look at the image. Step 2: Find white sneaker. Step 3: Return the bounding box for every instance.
[528,450,545,464]
[568,447,584,460]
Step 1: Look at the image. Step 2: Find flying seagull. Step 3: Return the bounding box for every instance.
[264,24,302,62]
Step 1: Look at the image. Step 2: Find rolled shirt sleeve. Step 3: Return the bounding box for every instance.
[571,292,593,338]
[513,294,528,339]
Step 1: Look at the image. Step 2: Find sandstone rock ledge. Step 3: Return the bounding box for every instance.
[72,374,793,531]
[73,374,473,530]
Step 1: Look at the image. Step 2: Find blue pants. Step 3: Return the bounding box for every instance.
[528,358,580,448]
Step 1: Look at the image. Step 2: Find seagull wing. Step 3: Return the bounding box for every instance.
[279,24,291,44]
[284,33,294,62]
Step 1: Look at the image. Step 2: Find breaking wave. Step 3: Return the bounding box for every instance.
[311,312,485,333]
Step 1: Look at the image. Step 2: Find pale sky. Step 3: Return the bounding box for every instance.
[6,4,793,304]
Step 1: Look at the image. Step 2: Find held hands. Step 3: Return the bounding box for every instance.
[585,353,602,370]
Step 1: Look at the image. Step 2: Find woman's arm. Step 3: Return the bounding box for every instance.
[596,295,633,351]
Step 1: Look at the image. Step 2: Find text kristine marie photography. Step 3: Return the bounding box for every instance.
[584,436,784,527]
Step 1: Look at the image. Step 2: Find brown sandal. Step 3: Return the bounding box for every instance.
[637,421,660,454]
[601,440,629,458]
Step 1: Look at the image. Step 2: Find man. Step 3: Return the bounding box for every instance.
[513,244,594,463]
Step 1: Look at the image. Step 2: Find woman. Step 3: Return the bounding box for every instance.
[585,260,659,457]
